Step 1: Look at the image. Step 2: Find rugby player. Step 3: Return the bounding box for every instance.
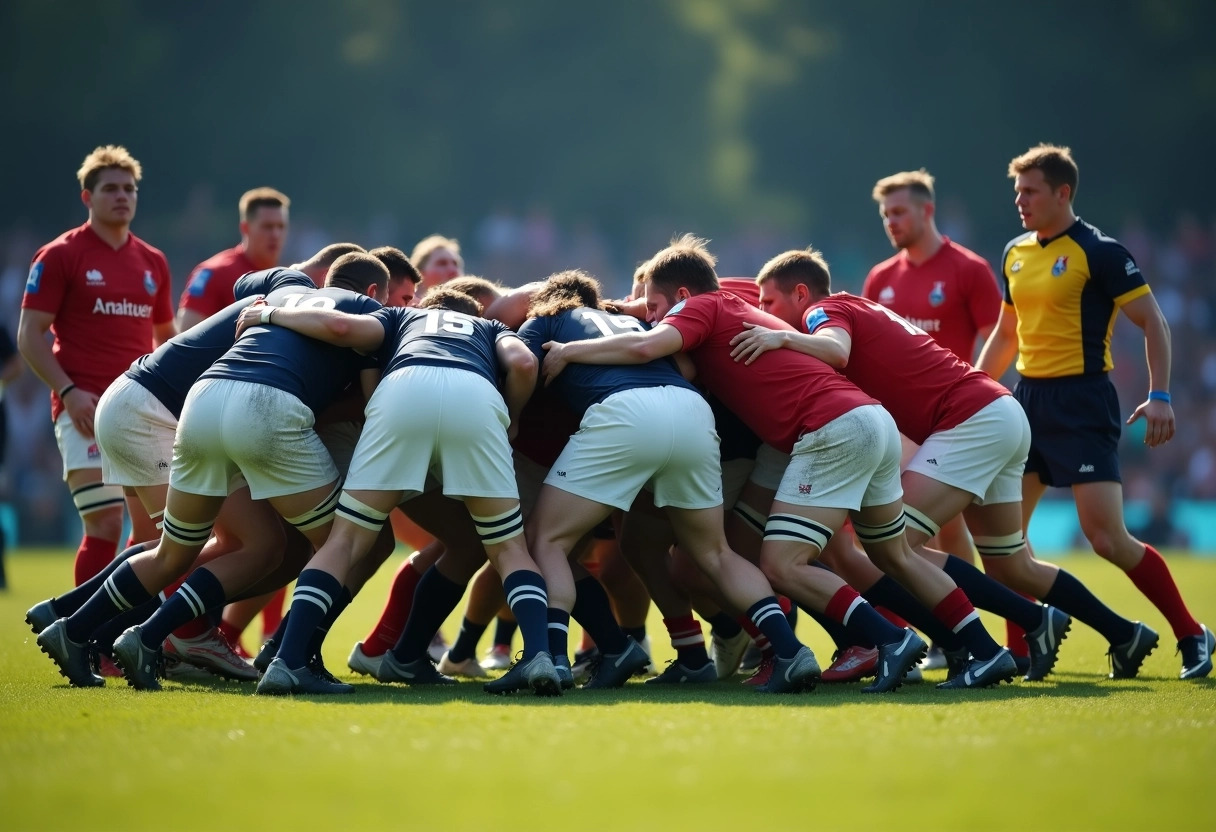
[35,253,387,689]
[543,236,948,692]
[977,144,1211,680]
[244,287,561,696]
[19,145,175,599]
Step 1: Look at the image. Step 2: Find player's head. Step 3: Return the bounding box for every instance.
[369,245,422,307]
[627,260,650,302]
[872,169,936,251]
[293,243,366,286]
[528,270,603,318]
[1008,144,1078,233]
[755,248,832,326]
[325,252,390,299]
[418,287,483,317]
[642,234,720,323]
[444,276,504,311]
[239,187,290,269]
[78,145,142,227]
[411,235,463,287]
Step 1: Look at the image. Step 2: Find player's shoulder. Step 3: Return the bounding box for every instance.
[1002,231,1037,268]
[36,224,90,258]
[867,252,903,279]
[126,231,169,263]
[1066,218,1128,256]
[941,239,991,269]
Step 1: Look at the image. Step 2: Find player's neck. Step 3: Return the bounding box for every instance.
[89,217,130,249]
[243,243,276,270]
[1035,209,1078,241]
[903,229,944,266]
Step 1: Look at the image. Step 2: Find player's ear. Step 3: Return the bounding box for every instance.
[922,200,936,222]
[365,284,380,301]
[80,189,92,210]
[239,219,250,237]
[676,287,691,301]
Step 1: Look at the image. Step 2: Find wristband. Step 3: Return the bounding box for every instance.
[59,383,77,399]
[259,306,275,325]
[1148,390,1171,404]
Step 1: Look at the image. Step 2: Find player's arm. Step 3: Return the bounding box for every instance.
[496,334,538,439]
[541,323,684,385]
[975,302,1019,379]
[153,319,177,346]
[485,282,545,329]
[176,307,206,333]
[729,322,851,368]
[17,307,98,436]
[235,304,386,352]
[602,296,648,321]
[1120,292,1174,447]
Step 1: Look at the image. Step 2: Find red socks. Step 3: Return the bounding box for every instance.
[260,587,287,639]
[1006,592,1036,658]
[73,536,117,586]
[1126,545,1201,640]
[663,614,709,665]
[361,560,425,657]
[931,588,979,632]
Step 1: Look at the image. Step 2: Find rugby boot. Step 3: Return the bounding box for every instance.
[376,651,456,685]
[1178,624,1214,680]
[483,652,561,696]
[937,648,1019,689]
[1024,605,1072,681]
[112,626,164,691]
[862,628,928,693]
[645,659,718,685]
[756,645,821,693]
[1108,622,1159,679]
[255,657,354,695]
[37,619,103,688]
[584,638,650,689]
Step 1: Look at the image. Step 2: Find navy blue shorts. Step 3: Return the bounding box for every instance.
[1013,373,1121,487]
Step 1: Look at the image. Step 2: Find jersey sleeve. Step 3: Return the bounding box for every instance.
[242,269,313,298]
[152,253,174,325]
[663,295,715,350]
[804,299,853,336]
[516,317,553,364]
[21,244,69,315]
[964,258,1002,331]
[999,239,1018,306]
[1089,239,1151,306]
[179,263,222,315]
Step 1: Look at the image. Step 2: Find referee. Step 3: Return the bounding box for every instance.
[977,143,1211,680]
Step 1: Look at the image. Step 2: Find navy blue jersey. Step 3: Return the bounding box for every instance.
[373,306,512,386]
[125,269,315,418]
[517,307,698,418]
[201,285,381,414]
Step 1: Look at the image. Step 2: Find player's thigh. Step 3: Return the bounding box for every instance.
[900,470,974,547]
[527,485,614,556]
[647,387,724,511]
[777,405,901,513]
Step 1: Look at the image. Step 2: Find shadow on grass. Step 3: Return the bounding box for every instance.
[153,668,1153,708]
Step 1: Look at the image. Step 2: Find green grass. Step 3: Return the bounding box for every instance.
[2,549,1214,832]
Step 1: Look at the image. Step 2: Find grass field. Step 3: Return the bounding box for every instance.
[2,548,1214,831]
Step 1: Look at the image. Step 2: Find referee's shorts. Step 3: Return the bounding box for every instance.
[1013,372,1121,487]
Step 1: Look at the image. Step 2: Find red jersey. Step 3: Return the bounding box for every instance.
[23,223,174,420]
[719,277,760,307]
[861,238,1000,361]
[178,244,260,319]
[663,291,875,453]
[802,293,1007,444]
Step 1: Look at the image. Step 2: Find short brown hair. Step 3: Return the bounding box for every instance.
[324,252,389,296]
[872,169,935,203]
[369,246,422,284]
[1009,143,1079,200]
[528,270,604,318]
[756,248,832,296]
[445,276,503,308]
[644,233,720,296]
[297,243,365,274]
[239,187,290,220]
[77,145,142,191]
[418,287,482,317]
[410,235,462,270]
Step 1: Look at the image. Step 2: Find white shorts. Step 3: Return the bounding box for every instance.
[721,457,756,511]
[345,365,518,500]
[53,411,104,479]
[318,420,363,479]
[906,395,1030,505]
[545,386,722,511]
[776,404,903,510]
[95,376,176,487]
[748,443,789,492]
[172,378,337,500]
[514,451,548,517]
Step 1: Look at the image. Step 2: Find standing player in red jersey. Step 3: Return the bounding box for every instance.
[19,145,175,590]
[860,169,1015,666]
[176,188,289,332]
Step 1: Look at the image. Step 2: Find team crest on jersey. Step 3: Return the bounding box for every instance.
[1051,256,1069,277]
[143,270,157,295]
[1010,260,1023,273]
[878,286,895,304]
[928,281,946,307]
[805,307,829,332]
[26,262,43,293]
[86,269,104,284]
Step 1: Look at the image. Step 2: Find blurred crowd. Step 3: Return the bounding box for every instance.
[2,204,1214,545]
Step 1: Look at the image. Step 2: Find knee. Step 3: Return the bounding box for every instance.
[1082,527,1122,560]
[82,507,124,541]
[758,552,794,590]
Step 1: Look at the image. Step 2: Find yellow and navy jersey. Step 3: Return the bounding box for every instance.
[1000,218,1150,378]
